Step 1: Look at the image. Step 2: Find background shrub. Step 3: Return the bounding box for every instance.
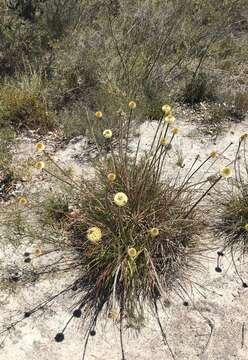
[0,85,55,132]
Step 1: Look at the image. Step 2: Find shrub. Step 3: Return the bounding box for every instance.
[182,72,217,105]
[0,86,55,132]
[230,92,248,121]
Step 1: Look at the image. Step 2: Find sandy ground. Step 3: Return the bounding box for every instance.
[1,113,248,360]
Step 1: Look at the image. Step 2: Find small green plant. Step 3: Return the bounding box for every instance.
[0,86,55,132]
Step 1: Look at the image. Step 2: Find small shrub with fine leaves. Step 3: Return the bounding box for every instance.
[0,86,55,132]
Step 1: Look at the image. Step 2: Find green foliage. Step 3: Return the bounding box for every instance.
[0,86,55,132]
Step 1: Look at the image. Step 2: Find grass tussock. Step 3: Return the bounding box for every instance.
[215,135,248,254]
[0,102,236,360]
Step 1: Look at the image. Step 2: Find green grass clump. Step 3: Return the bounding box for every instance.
[0,86,55,132]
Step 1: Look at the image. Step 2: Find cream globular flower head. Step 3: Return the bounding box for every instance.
[114,192,128,207]
[149,228,160,238]
[87,227,102,243]
[162,104,172,116]
[103,129,113,139]
[35,142,45,152]
[107,172,116,182]
[128,247,137,258]
[220,166,233,178]
[164,114,175,124]
[244,224,248,232]
[171,127,179,135]
[35,161,45,170]
[95,111,103,119]
[128,101,137,110]
[18,196,28,205]
[210,150,219,158]
[34,248,43,256]
[160,137,169,146]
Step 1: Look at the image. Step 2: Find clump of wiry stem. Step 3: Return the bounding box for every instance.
[0,103,233,359]
[214,134,248,255]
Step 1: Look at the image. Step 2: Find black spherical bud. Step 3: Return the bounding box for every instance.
[215,266,222,273]
[217,251,224,257]
[242,282,248,288]
[90,330,96,336]
[55,333,64,342]
[73,309,82,318]
[183,301,189,307]
[24,257,31,263]
[24,312,31,318]
[23,252,30,257]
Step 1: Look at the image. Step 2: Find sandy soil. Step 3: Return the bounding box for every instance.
[1,113,248,360]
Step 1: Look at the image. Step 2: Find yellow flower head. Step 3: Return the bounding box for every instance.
[171,127,179,135]
[114,192,128,207]
[87,226,102,243]
[149,227,160,238]
[107,173,116,182]
[162,104,172,116]
[244,224,248,232]
[128,101,137,110]
[18,196,28,206]
[210,150,218,158]
[160,137,169,146]
[35,161,45,170]
[164,115,175,124]
[128,247,137,258]
[34,248,43,257]
[220,166,233,178]
[95,111,103,119]
[35,142,45,152]
[103,129,113,139]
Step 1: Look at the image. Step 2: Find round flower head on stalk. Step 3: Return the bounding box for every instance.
[162,104,172,116]
[35,142,45,152]
[128,101,136,110]
[103,129,113,139]
[149,228,160,238]
[160,137,169,146]
[210,150,218,158]
[128,247,137,258]
[34,248,43,257]
[107,173,116,182]
[35,161,45,170]
[18,196,28,206]
[164,115,175,124]
[171,127,179,135]
[87,227,102,243]
[95,111,103,119]
[220,166,233,178]
[114,192,128,207]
